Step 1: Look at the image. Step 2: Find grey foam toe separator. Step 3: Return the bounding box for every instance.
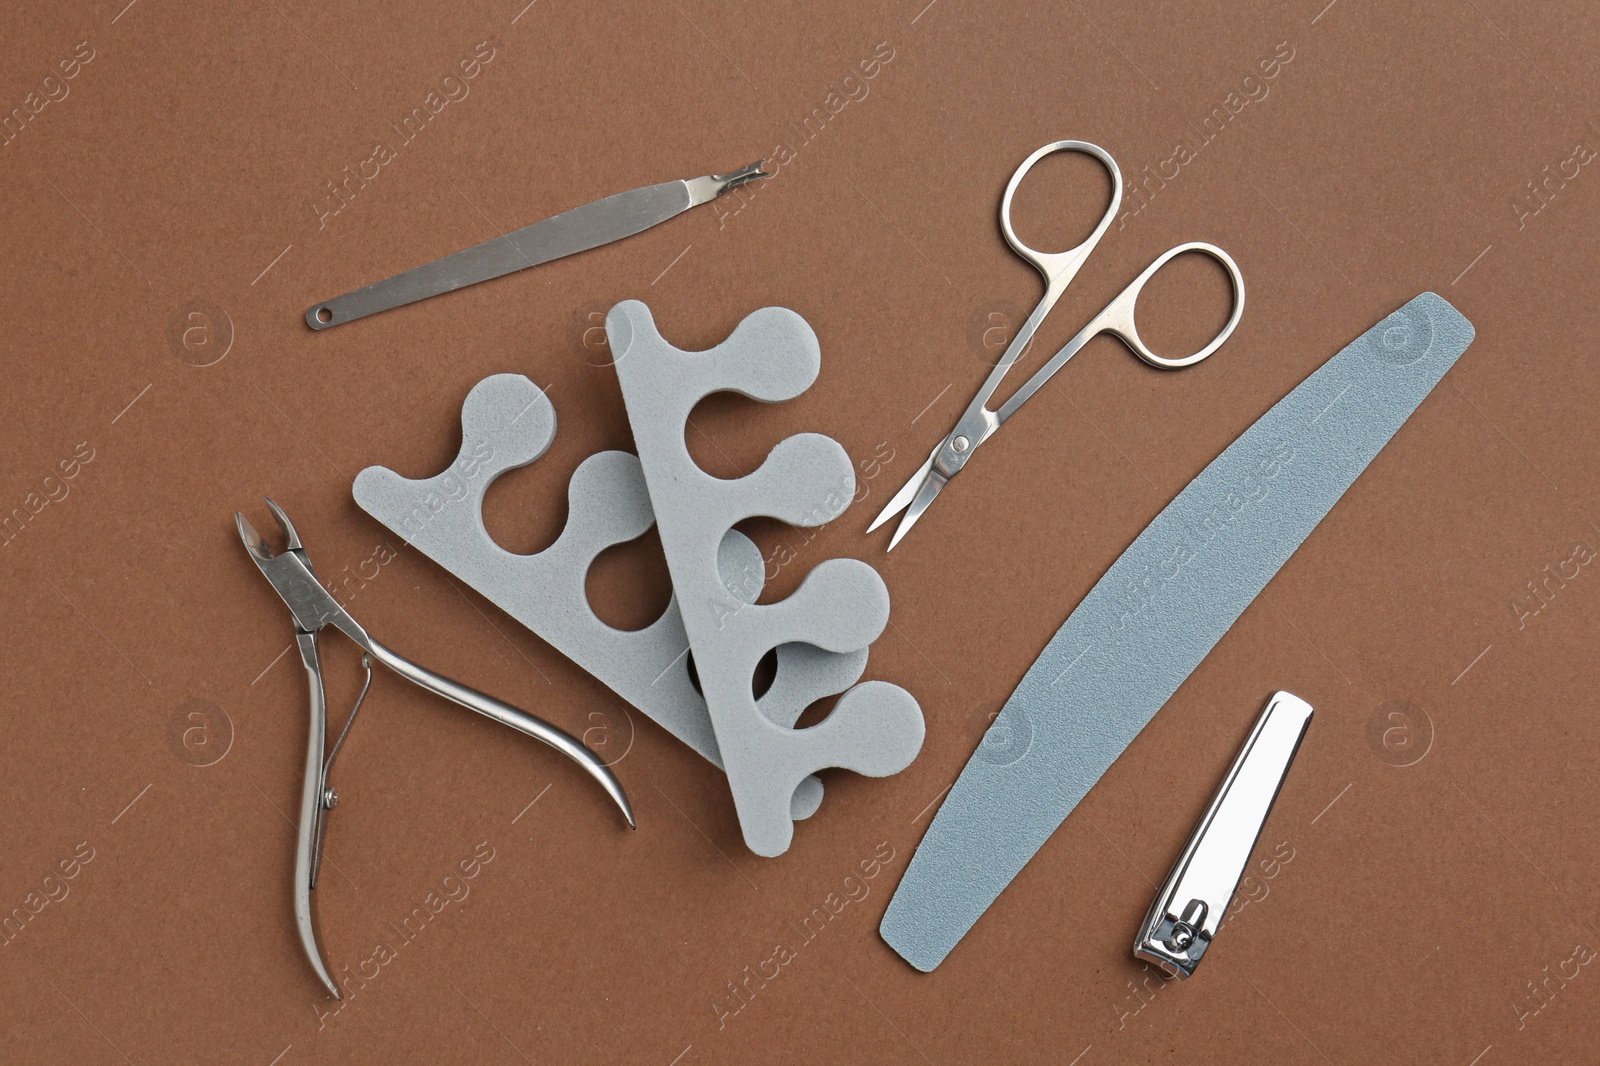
[609,300,924,858]
[879,292,1475,970]
[353,373,867,820]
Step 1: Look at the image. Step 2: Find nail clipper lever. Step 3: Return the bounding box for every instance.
[1135,691,1312,978]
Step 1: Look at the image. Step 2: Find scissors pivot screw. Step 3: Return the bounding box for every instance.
[952,435,970,452]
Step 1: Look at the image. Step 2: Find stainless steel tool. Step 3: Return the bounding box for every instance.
[868,139,1245,550]
[236,498,634,999]
[1135,691,1312,978]
[304,160,767,329]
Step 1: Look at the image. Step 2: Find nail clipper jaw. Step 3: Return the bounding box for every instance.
[1137,900,1211,978]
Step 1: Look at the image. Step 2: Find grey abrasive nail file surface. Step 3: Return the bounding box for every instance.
[610,300,925,857]
[353,374,868,819]
[880,292,1475,971]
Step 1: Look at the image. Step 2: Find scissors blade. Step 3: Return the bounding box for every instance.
[886,467,949,551]
[868,444,939,534]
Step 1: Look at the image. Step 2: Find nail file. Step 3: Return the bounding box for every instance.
[880,292,1475,971]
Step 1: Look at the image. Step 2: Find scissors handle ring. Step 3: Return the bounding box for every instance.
[998,140,1124,281]
[1103,242,1246,369]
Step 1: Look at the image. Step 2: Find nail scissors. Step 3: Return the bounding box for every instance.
[868,139,1246,550]
[237,499,634,999]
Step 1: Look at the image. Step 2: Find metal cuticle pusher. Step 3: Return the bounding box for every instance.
[304,161,768,330]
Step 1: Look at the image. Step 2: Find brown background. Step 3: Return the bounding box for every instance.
[2,0,1597,1063]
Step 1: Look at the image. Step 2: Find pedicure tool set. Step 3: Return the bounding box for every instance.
[235,142,1473,997]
